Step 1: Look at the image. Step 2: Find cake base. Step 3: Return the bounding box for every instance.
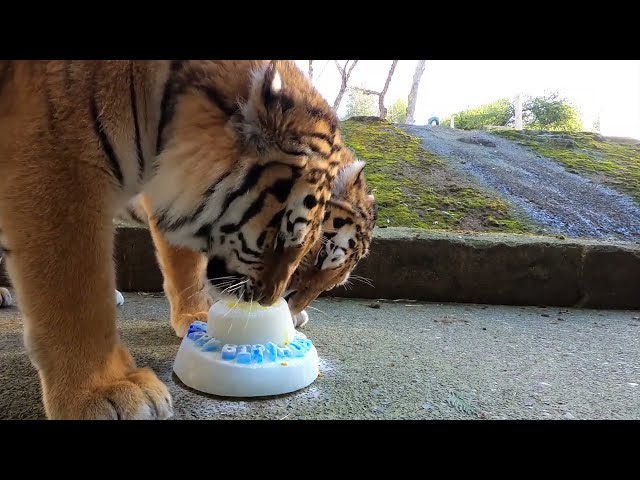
[173,321,319,398]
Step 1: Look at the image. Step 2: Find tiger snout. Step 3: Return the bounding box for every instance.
[258,244,307,306]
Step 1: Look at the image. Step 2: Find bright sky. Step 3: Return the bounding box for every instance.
[295,60,640,139]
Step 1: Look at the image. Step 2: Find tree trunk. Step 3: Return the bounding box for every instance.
[406,60,426,124]
[333,60,359,112]
[308,60,313,82]
[377,60,398,119]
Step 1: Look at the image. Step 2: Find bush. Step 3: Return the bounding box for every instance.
[442,93,583,131]
[522,92,583,131]
[442,98,514,130]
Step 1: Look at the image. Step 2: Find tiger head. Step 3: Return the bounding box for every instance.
[147,60,346,306]
[284,157,377,315]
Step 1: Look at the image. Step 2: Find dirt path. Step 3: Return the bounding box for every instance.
[401,125,640,241]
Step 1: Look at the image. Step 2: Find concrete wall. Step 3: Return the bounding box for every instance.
[2,227,639,309]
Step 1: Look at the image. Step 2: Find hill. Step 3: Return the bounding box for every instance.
[339,118,530,233]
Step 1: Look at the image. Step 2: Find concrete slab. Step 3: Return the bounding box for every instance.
[1,292,639,419]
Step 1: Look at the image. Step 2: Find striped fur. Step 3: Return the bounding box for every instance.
[0,60,366,420]
[285,158,377,316]
[112,152,377,327]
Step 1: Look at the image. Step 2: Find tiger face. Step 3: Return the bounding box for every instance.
[285,159,377,315]
[145,60,345,306]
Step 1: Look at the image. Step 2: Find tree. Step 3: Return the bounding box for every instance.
[352,60,399,119]
[308,60,313,82]
[443,98,514,130]
[523,92,583,131]
[442,93,583,131]
[387,99,408,123]
[345,87,376,118]
[406,60,426,124]
[333,60,359,112]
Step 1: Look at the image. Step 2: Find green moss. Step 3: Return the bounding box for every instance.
[339,119,531,233]
[493,130,640,203]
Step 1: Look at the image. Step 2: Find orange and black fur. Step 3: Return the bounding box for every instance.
[0,60,375,419]
[115,153,377,330]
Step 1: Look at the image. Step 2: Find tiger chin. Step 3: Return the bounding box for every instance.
[0,60,357,420]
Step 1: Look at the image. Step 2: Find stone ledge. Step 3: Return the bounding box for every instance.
[1,227,638,309]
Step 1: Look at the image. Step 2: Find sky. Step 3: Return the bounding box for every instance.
[294,60,640,139]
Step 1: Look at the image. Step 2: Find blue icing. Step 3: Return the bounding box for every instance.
[201,338,222,352]
[288,342,305,357]
[237,351,251,364]
[187,331,206,341]
[252,345,265,364]
[194,335,211,347]
[265,342,278,362]
[221,344,237,360]
[278,347,292,358]
[187,321,207,335]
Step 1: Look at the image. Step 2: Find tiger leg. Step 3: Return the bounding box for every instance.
[139,194,211,338]
[0,176,172,420]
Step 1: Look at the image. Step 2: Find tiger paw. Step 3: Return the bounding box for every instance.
[0,287,12,308]
[47,367,173,420]
[292,310,309,328]
[115,290,124,307]
[172,311,209,338]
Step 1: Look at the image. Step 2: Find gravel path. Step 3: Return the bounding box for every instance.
[401,125,640,241]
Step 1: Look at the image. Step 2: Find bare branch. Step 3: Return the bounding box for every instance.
[333,60,360,112]
[346,60,359,79]
[308,60,313,82]
[352,86,380,97]
[377,60,398,119]
[351,61,398,118]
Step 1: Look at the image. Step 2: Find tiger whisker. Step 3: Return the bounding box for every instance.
[222,292,243,318]
[350,276,374,287]
[306,305,329,317]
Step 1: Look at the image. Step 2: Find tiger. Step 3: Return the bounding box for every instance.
[0,59,373,420]
[112,155,377,332]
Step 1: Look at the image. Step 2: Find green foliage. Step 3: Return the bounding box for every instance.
[493,130,640,204]
[339,118,531,233]
[442,98,514,130]
[386,99,408,124]
[523,92,583,131]
[442,92,583,132]
[344,87,375,119]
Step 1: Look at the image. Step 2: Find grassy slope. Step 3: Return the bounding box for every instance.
[340,118,530,233]
[492,130,640,204]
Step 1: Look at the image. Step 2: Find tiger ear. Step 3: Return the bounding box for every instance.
[247,60,285,113]
[237,61,288,148]
[334,160,366,198]
[261,60,283,104]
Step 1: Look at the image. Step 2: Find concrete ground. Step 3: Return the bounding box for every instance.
[1,291,639,420]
